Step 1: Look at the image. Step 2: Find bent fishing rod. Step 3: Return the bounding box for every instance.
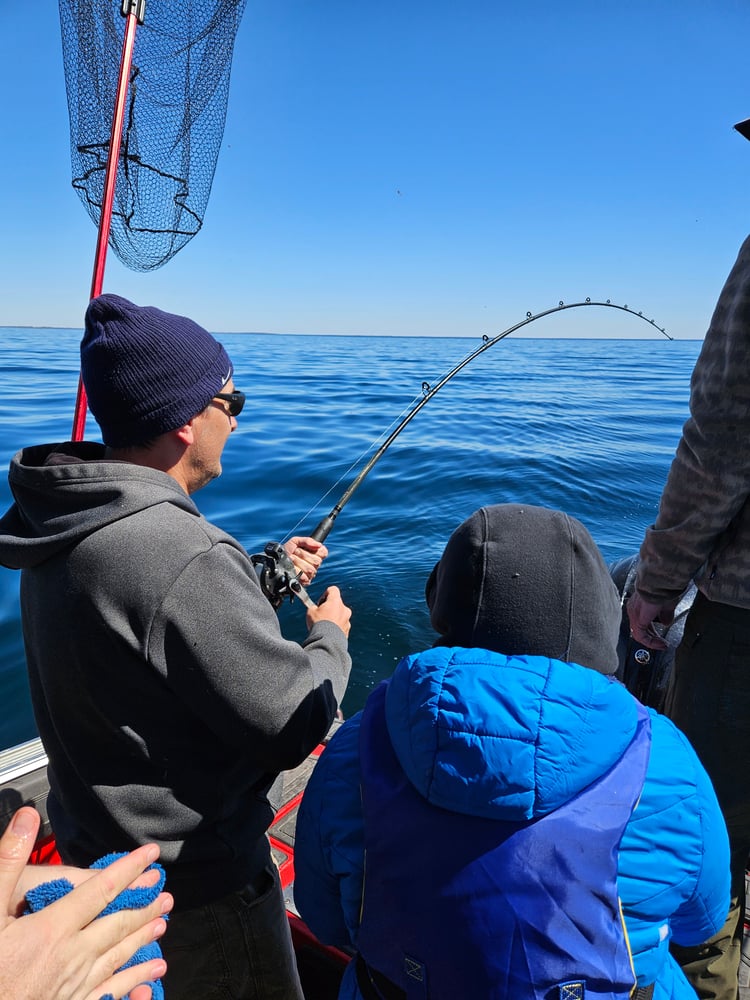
[252,299,671,607]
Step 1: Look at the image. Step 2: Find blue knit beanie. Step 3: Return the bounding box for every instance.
[81,294,233,447]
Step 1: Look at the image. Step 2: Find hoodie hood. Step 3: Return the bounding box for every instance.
[426,503,622,675]
[384,645,638,822]
[0,442,198,570]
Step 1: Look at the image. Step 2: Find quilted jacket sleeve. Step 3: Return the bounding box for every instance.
[293,712,365,950]
[617,712,730,984]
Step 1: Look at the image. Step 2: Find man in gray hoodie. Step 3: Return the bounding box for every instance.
[0,293,352,1000]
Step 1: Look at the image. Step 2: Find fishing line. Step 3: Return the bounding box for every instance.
[253,298,670,606]
[280,388,443,543]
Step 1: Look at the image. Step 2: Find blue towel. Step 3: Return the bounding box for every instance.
[24,852,166,1000]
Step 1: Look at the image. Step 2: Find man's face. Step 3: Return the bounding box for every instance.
[185,378,239,493]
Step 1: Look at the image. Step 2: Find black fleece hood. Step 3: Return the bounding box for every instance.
[425,504,621,675]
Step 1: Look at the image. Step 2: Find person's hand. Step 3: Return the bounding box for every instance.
[0,806,172,1000]
[284,537,329,586]
[12,861,97,918]
[306,585,352,638]
[626,590,677,650]
[14,860,160,916]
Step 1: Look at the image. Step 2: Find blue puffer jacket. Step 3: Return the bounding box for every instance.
[294,647,730,1000]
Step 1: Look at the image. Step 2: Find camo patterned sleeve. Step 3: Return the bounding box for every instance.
[637,234,750,608]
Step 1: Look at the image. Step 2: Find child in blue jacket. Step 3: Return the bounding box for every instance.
[295,504,730,1000]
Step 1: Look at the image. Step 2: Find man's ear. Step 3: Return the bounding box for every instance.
[173,419,196,446]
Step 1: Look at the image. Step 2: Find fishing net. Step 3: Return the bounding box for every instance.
[58,0,247,272]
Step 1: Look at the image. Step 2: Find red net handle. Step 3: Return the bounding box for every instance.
[71,3,143,442]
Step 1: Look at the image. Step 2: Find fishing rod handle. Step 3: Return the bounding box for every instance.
[311,513,337,543]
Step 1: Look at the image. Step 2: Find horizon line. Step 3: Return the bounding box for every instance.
[0,325,703,342]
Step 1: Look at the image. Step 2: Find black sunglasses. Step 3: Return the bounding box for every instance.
[213,389,246,417]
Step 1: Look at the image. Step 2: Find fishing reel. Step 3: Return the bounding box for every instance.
[251,541,315,610]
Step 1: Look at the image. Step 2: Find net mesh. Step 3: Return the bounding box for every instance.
[58,0,247,272]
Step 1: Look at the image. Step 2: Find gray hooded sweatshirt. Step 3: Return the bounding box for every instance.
[0,442,351,907]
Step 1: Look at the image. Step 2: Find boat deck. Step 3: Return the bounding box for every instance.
[268,720,351,996]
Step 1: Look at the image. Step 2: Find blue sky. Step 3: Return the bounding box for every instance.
[1,2,749,337]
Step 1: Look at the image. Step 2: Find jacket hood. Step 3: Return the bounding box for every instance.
[426,504,622,675]
[0,442,198,569]
[384,645,638,822]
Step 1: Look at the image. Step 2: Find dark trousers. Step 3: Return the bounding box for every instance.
[160,863,304,1000]
[667,592,750,1000]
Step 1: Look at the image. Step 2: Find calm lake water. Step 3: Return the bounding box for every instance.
[0,327,701,750]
